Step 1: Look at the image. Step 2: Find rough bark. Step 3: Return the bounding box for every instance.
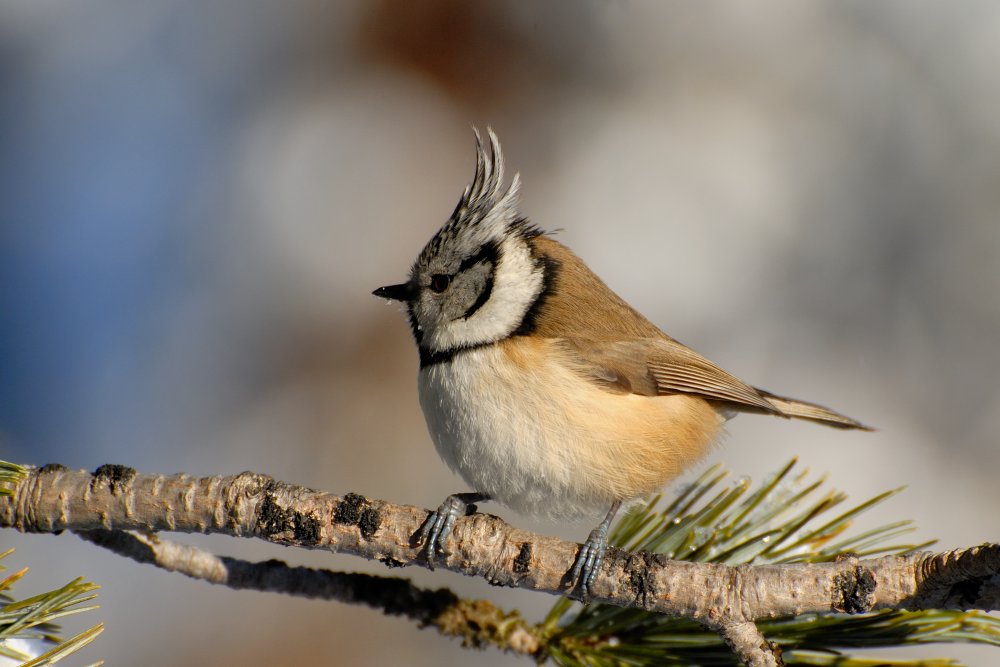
[5,464,999,666]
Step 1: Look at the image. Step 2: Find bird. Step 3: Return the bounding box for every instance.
[373,128,870,600]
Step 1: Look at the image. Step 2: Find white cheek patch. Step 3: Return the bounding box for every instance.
[425,235,543,351]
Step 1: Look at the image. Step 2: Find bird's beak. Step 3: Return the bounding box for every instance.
[372,283,412,302]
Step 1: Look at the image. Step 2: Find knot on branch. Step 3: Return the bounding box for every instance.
[512,542,532,575]
[256,480,323,544]
[833,564,877,613]
[623,551,664,610]
[91,464,137,495]
[333,492,382,541]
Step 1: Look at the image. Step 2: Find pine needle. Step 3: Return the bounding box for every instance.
[545,459,996,667]
[0,548,103,666]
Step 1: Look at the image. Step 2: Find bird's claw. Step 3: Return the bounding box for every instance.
[567,524,610,602]
[565,500,621,602]
[417,492,486,567]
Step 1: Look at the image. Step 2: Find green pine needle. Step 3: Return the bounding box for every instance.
[18,624,105,667]
[543,459,997,667]
[0,462,26,498]
[0,547,103,666]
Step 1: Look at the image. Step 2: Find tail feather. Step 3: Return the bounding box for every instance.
[755,389,873,431]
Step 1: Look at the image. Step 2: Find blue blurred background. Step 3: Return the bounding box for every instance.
[2,2,999,664]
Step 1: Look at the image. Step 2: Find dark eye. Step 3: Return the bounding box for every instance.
[429,274,451,293]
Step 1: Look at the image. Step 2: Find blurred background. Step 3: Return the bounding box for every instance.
[2,1,999,664]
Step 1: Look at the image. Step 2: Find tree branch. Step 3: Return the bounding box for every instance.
[5,463,1000,665]
[712,618,782,667]
[74,528,542,656]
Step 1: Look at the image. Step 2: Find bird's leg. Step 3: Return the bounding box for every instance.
[418,492,490,567]
[567,500,622,602]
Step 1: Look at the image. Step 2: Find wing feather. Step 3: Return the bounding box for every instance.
[754,389,873,430]
[525,237,869,430]
[559,337,783,414]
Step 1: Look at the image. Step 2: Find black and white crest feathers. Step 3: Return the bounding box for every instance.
[422,129,540,263]
[404,129,550,362]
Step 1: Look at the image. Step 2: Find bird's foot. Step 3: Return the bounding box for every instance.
[565,500,622,602]
[567,523,610,602]
[417,492,489,567]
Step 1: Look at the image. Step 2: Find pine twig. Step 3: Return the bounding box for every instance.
[713,618,782,667]
[75,528,542,656]
[4,463,1000,666]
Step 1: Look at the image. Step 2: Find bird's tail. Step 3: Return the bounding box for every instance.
[756,388,873,431]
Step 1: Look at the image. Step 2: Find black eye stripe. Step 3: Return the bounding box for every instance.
[458,240,500,273]
[461,271,494,320]
[458,240,500,320]
[427,242,498,295]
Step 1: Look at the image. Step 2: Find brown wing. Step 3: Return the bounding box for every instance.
[528,236,871,429]
[560,337,783,414]
[558,337,872,430]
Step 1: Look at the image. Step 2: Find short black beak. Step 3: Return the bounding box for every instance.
[373,283,412,302]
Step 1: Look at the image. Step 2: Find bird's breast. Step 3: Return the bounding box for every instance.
[417,337,723,519]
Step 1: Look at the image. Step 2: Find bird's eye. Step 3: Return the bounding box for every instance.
[429,274,451,293]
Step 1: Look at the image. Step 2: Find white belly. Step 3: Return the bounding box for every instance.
[417,341,722,520]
